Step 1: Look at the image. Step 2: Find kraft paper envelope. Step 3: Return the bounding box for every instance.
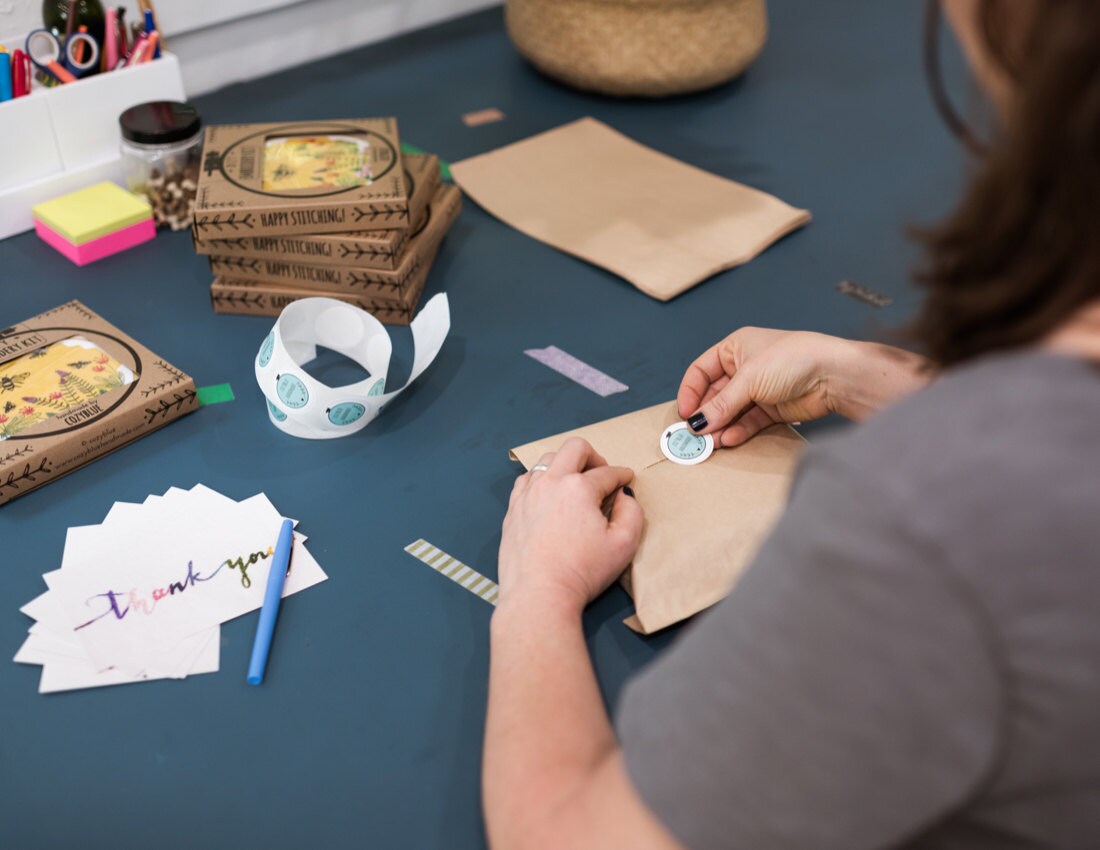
[452,118,811,301]
[510,402,805,634]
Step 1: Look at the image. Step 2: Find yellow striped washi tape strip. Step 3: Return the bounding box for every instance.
[404,539,499,606]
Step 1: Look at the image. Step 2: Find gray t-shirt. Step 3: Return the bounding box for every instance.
[617,350,1100,850]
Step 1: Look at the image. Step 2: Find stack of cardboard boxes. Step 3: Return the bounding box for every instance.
[191,119,460,323]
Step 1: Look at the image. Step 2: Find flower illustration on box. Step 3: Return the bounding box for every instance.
[0,338,134,440]
[262,135,374,191]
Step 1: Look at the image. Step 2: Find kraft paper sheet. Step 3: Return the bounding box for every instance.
[510,402,805,633]
[453,118,811,301]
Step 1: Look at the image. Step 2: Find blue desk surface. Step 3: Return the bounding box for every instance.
[1,4,963,847]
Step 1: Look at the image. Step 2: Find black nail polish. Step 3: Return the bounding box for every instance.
[688,413,708,432]
[623,486,635,498]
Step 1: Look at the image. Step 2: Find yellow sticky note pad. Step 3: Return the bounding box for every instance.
[32,182,153,245]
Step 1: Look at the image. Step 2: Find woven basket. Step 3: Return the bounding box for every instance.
[505,0,768,97]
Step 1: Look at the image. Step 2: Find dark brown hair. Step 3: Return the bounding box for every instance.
[913,0,1100,366]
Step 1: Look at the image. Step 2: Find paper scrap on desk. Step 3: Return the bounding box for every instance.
[451,117,811,301]
[836,279,892,308]
[525,346,628,397]
[12,484,327,692]
[510,402,804,633]
[463,108,505,127]
[196,383,235,405]
[405,539,499,606]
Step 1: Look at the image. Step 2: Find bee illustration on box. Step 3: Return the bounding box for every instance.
[0,340,133,440]
[0,372,30,394]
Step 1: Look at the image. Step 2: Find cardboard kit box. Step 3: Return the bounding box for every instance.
[193,154,440,270]
[0,301,197,506]
[208,184,462,298]
[192,118,408,239]
[210,242,441,325]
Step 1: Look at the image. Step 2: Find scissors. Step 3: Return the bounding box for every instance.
[24,28,99,84]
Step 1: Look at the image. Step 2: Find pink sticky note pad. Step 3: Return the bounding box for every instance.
[35,217,155,266]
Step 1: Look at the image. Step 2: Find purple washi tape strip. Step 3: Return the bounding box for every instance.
[524,346,629,398]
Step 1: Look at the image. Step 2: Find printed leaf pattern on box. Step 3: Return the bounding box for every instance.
[210,291,265,310]
[144,390,197,424]
[0,457,52,492]
[195,213,256,233]
[141,361,188,398]
[36,301,97,322]
[351,207,404,225]
[338,243,393,261]
[0,444,34,464]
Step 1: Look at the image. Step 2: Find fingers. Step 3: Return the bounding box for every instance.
[698,374,730,406]
[717,404,775,447]
[531,451,555,473]
[583,448,609,471]
[549,437,599,475]
[514,450,556,505]
[584,464,634,499]
[688,371,755,435]
[509,470,529,506]
[677,344,728,419]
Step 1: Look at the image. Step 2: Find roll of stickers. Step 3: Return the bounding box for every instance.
[254,294,450,439]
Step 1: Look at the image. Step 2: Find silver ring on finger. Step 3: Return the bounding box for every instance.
[531,463,550,473]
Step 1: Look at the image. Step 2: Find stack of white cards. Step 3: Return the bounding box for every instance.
[14,485,327,693]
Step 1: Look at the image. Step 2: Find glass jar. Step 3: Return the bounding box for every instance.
[119,101,202,231]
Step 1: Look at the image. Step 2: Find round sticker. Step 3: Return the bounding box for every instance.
[368,378,385,396]
[659,422,714,466]
[275,373,309,409]
[327,402,366,426]
[266,399,287,422]
[258,332,275,367]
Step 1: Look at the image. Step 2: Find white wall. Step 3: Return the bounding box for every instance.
[0,0,500,96]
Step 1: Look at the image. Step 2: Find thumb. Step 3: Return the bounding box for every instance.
[688,372,754,435]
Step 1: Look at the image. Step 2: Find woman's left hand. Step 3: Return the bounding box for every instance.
[499,437,644,615]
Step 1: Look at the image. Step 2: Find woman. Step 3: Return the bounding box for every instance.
[485,1,1100,847]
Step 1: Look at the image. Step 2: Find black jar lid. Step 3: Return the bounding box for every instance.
[119,101,202,145]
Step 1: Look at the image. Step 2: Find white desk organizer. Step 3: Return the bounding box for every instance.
[0,53,186,241]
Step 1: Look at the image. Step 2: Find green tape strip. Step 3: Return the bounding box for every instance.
[401,142,453,182]
[404,539,498,605]
[196,384,235,406]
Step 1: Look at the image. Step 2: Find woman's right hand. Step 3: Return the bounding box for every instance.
[677,328,931,447]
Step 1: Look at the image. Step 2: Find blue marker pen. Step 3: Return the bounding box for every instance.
[247,519,294,686]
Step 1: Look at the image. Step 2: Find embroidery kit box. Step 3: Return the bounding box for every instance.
[209,181,459,305]
[209,261,433,324]
[193,119,409,240]
[0,301,197,506]
[193,154,440,270]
